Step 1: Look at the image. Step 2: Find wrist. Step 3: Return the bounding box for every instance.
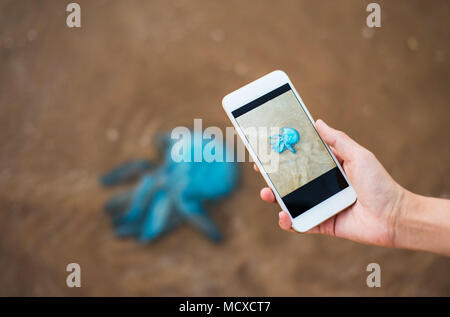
[392,189,418,250]
[392,190,450,255]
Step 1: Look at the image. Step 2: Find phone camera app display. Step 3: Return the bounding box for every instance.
[233,84,348,217]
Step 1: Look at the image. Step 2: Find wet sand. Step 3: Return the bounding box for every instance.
[0,0,449,296]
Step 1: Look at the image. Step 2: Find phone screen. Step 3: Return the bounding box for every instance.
[232,84,348,218]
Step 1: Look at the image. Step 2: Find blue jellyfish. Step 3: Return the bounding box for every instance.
[269,127,300,154]
[100,132,239,243]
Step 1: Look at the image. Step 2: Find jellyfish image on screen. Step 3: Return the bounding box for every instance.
[269,127,300,154]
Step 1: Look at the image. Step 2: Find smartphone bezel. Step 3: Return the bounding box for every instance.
[222,70,357,232]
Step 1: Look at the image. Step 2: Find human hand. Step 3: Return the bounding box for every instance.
[256,119,407,247]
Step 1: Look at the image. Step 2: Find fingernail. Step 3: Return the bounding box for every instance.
[317,119,328,127]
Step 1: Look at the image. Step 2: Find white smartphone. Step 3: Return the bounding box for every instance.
[222,70,356,232]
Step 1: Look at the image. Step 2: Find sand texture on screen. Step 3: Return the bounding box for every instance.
[236,90,335,197]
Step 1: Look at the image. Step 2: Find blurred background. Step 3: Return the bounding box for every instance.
[0,0,449,296]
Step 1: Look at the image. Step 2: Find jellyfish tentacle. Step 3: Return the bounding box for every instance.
[138,190,173,242]
[115,221,141,237]
[286,143,296,153]
[115,174,157,225]
[270,134,284,153]
[104,189,134,218]
[99,159,153,186]
[178,199,223,242]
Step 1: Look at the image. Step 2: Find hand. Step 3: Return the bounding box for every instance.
[256,119,407,247]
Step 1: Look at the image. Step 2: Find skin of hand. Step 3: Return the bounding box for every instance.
[256,119,433,250]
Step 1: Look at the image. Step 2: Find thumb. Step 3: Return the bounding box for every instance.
[316,119,361,162]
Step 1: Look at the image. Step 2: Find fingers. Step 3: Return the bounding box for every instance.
[278,211,292,231]
[315,119,362,163]
[253,153,315,235]
[277,211,321,234]
[260,187,276,203]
